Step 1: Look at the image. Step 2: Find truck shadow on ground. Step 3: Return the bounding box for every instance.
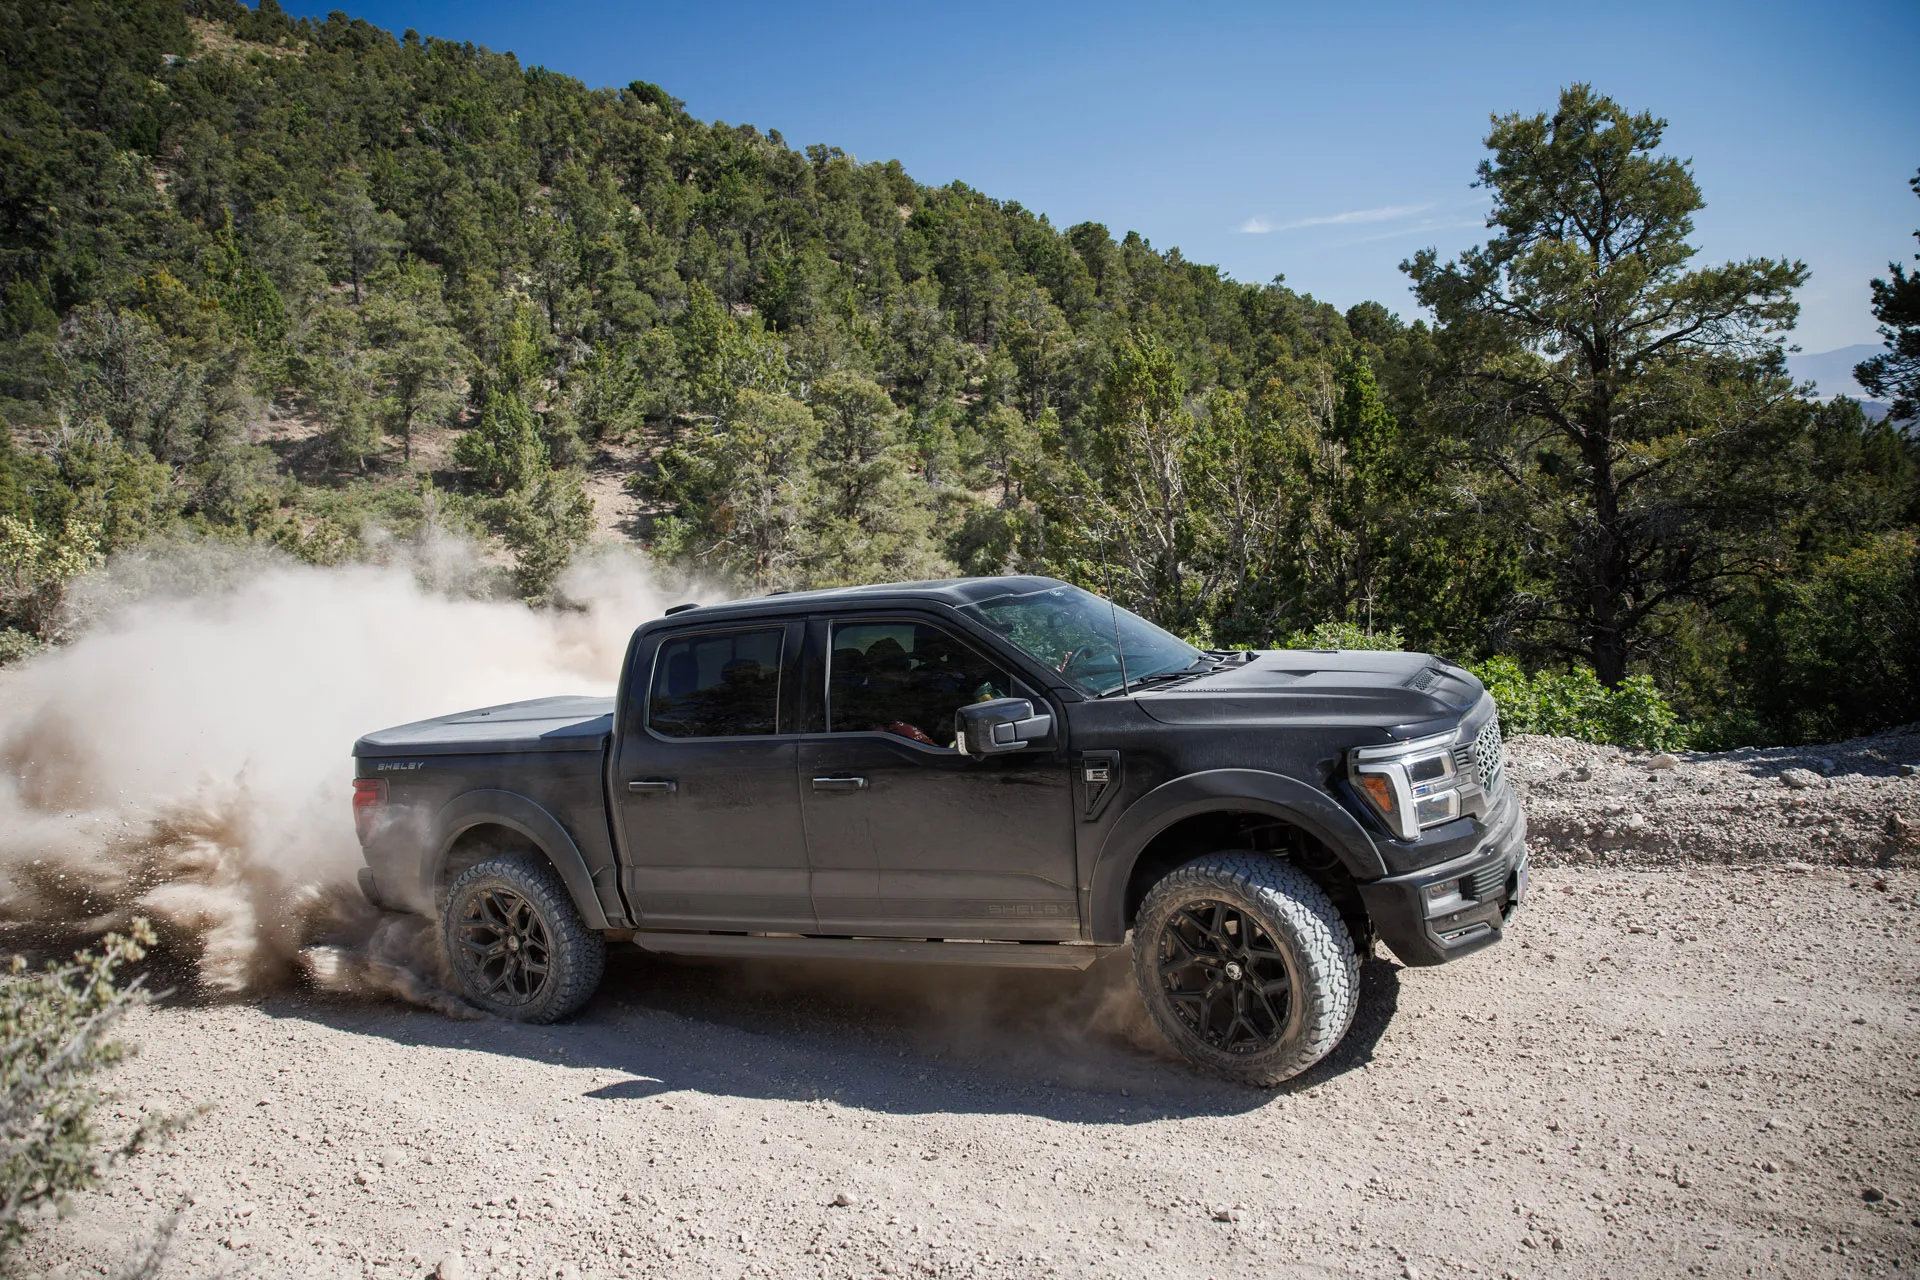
[269,945,1403,1124]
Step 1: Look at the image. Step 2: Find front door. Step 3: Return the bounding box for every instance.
[611,621,813,932]
[797,616,1078,939]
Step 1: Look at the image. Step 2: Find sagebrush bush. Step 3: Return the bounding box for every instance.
[0,629,43,666]
[1,921,168,1257]
[1471,656,1688,751]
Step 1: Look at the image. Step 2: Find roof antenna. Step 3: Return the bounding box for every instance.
[1097,519,1129,697]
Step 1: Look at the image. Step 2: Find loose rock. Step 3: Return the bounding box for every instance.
[1780,768,1825,790]
[6,838,1915,1280]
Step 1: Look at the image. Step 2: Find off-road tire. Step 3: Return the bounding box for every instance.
[1132,852,1359,1086]
[442,855,605,1023]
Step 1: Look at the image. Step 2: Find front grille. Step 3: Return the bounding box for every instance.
[1472,716,1505,797]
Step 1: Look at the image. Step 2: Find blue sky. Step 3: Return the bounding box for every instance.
[286,0,1917,355]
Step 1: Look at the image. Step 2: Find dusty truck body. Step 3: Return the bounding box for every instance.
[352,575,1527,1084]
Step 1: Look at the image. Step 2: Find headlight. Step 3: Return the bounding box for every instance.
[1349,733,1468,840]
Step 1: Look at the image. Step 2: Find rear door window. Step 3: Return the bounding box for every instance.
[827,620,1012,749]
[648,627,785,738]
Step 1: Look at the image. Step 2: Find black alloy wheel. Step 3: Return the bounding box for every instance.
[1131,852,1359,1086]
[441,854,605,1023]
[454,886,553,1005]
[1156,900,1293,1053]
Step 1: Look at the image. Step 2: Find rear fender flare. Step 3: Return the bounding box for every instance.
[428,789,610,930]
[1088,768,1385,943]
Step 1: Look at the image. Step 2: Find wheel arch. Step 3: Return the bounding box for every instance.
[428,790,610,931]
[1088,769,1385,945]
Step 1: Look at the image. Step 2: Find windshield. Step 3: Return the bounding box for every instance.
[958,583,1203,697]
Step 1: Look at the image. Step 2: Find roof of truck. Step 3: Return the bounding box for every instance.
[648,575,1072,626]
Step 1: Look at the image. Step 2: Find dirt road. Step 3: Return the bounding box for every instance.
[21,864,1919,1280]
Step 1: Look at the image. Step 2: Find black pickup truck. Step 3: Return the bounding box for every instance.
[353,575,1526,1084]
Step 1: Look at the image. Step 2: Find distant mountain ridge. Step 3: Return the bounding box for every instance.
[1787,344,1890,420]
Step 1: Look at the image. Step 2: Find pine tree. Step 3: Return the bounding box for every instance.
[806,372,945,585]
[455,390,547,493]
[645,389,820,587]
[1406,84,1808,684]
[1855,169,1920,422]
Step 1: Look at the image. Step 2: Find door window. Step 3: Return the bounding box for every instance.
[827,621,1012,749]
[648,627,785,738]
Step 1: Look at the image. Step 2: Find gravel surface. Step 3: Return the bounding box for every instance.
[20,861,1920,1280]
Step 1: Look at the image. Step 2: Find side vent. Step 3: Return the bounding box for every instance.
[1078,751,1122,821]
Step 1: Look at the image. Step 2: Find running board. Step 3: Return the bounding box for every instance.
[631,932,1114,970]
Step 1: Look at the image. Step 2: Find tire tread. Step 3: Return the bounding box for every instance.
[442,855,605,1023]
[1132,852,1359,1086]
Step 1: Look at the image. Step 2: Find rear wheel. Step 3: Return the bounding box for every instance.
[1132,852,1359,1086]
[442,855,604,1022]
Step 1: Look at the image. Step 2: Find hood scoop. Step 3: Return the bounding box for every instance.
[1133,650,1480,731]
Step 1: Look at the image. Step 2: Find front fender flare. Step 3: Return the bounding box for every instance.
[428,789,610,931]
[1087,769,1385,943]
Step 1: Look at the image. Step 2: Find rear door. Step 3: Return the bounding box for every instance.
[796,613,1079,939]
[610,620,813,932]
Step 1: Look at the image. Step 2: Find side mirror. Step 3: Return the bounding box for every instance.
[955,697,1054,755]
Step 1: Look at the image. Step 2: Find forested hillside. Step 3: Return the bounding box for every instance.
[2,0,1916,746]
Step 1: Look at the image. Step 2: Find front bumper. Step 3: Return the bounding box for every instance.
[1356,785,1528,967]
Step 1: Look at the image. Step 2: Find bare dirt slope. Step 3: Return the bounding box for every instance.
[21,863,1920,1280]
[1511,726,1920,869]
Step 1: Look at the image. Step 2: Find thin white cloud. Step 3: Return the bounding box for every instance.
[1236,202,1434,234]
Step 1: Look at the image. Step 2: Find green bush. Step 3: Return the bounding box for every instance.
[1471,656,1688,750]
[1283,621,1407,651]
[1,922,173,1257]
[0,628,43,666]
[0,513,103,639]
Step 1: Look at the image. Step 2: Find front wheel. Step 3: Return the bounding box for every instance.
[442,855,605,1022]
[1132,853,1359,1086]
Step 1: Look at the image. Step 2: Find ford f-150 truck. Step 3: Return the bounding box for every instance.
[352,576,1526,1084]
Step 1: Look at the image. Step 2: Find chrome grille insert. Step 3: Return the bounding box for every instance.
[1472,716,1506,797]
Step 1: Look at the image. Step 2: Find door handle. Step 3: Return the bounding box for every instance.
[627,779,677,795]
[811,776,868,792]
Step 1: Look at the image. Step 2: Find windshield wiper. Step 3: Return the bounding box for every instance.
[1097,657,1219,698]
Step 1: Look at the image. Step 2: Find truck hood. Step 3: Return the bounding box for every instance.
[355,695,614,758]
[1131,650,1482,736]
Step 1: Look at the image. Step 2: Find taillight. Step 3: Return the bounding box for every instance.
[352,778,387,842]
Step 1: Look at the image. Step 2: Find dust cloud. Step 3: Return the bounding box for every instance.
[0,538,684,1003]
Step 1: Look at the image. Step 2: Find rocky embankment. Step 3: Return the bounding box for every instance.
[1508,726,1920,869]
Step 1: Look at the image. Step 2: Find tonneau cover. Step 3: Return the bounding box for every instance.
[354,695,614,757]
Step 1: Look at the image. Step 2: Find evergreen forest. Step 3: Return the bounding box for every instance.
[2,0,1917,748]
